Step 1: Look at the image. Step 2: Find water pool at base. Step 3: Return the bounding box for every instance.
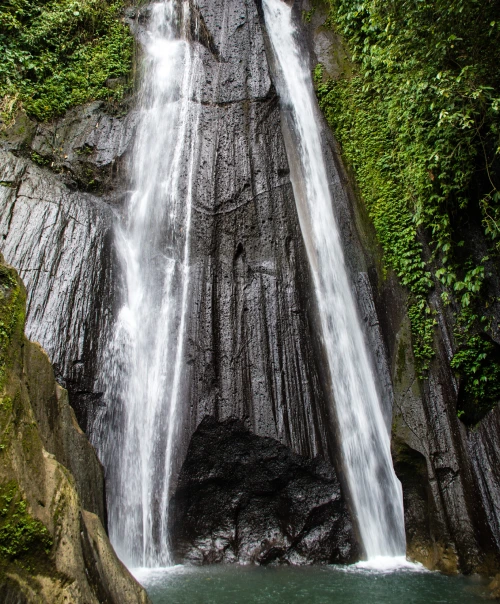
[134,565,490,604]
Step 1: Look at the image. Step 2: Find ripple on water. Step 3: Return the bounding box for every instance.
[134,563,490,604]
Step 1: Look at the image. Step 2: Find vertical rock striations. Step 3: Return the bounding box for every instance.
[170,0,362,556]
[0,143,118,433]
[0,100,138,433]
[183,0,337,463]
[386,283,498,573]
[468,407,500,555]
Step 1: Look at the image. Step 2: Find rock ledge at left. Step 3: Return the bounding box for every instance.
[0,254,149,603]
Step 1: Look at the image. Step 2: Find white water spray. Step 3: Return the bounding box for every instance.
[92,0,202,567]
[262,0,406,559]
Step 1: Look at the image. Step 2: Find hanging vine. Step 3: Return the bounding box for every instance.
[316,0,500,422]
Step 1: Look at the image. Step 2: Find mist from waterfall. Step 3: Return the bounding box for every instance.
[262,0,406,560]
[91,0,202,567]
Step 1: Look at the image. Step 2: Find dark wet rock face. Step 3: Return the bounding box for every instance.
[1,101,137,196]
[468,407,500,553]
[392,435,459,573]
[0,150,119,432]
[0,96,136,438]
[29,101,137,196]
[169,417,358,565]
[178,0,345,474]
[384,276,500,572]
[0,0,359,566]
[0,97,136,432]
[185,94,335,460]
[0,0,339,463]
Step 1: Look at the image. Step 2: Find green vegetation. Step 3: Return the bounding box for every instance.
[302,7,316,24]
[0,0,133,123]
[0,263,25,391]
[0,482,52,562]
[316,0,500,420]
[451,308,500,423]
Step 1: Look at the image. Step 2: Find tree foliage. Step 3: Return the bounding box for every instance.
[0,0,133,122]
[317,0,500,420]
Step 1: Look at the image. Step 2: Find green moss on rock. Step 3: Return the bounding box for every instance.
[0,255,150,602]
[0,481,52,562]
[0,261,25,391]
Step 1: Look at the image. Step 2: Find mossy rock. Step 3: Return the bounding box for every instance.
[0,255,149,602]
[0,481,52,568]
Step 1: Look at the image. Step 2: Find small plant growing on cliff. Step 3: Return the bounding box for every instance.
[313,63,324,86]
[451,334,500,424]
[0,482,52,561]
[302,7,316,23]
[30,151,50,167]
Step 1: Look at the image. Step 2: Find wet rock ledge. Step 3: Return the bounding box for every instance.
[169,416,359,565]
[0,255,148,604]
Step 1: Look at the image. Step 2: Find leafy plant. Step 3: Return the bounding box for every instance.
[0,482,52,560]
[316,0,500,394]
[452,334,500,424]
[0,0,133,123]
[302,7,316,23]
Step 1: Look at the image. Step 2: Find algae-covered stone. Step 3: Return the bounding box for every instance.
[0,254,149,603]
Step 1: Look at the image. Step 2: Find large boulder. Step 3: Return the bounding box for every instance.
[169,416,358,565]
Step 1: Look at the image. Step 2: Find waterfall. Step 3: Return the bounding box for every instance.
[262,0,406,560]
[91,0,202,567]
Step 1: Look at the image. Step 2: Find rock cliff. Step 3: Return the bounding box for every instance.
[1,0,360,562]
[0,100,134,432]
[0,255,148,603]
[300,0,500,573]
[1,0,500,577]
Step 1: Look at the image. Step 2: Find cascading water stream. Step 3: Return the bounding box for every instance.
[262,0,406,560]
[92,0,202,568]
